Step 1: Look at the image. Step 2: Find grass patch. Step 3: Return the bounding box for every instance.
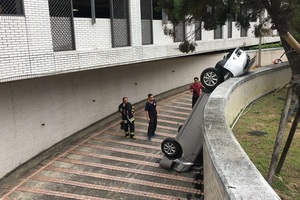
[233,87,300,200]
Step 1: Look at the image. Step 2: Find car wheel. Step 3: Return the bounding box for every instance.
[200,68,223,91]
[161,138,182,159]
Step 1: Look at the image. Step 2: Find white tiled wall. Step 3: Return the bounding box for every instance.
[129,0,142,47]
[23,0,55,73]
[153,20,174,44]
[73,18,112,50]
[0,16,30,78]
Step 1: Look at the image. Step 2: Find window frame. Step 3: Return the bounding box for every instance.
[0,0,25,16]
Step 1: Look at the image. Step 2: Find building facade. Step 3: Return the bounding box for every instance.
[0,0,279,82]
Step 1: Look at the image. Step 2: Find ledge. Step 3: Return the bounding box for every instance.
[203,63,291,199]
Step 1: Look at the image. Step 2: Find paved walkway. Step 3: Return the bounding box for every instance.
[1,91,202,200]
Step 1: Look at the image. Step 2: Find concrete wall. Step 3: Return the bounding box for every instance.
[0,51,214,178]
[203,63,291,199]
[0,48,287,179]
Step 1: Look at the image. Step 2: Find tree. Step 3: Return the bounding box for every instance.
[158,0,300,185]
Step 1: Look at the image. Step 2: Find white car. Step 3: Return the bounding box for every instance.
[160,92,209,172]
[200,47,256,91]
[159,48,255,172]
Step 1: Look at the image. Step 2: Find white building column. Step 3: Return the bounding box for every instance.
[129,0,142,47]
[23,0,55,73]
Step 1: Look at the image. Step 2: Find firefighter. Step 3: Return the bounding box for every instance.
[118,97,136,139]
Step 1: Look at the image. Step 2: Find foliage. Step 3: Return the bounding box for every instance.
[157,0,255,30]
[289,1,300,42]
[156,0,300,52]
[178,41,197,53]
[249,42,282,50]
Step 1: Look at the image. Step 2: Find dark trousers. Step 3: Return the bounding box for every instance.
[124,120,135,134]
[148,117,157,137]
[192,96,199,108]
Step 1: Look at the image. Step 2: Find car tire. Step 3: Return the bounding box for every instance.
[200,68,224,91]
[161,138,182,159]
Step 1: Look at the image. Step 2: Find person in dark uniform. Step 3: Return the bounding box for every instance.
[190,77,204,108]
[118,97,136,139]
[145,93,159,141]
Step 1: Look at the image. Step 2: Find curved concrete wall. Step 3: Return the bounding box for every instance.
[203,63,291,199]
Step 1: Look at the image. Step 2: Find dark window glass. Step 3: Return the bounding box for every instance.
[195,20,202,41]
[111,0,130,47]
[152,0,162,20]
[72,0,91,18]
[241,27,248,37]
[214,25,222,39]
[49,0,75,51]
[228,20,232,38]
[95,0,110,18]
[141,0,153,45]
[174,22,185,42]
[112,0,127,19]
[250,13,257,22]
[0,0,24,15]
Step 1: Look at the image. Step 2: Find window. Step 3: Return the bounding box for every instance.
[95,0,110,18]
[152,0,162,20]
[140,0,153,45]
[72,0,91,18]
[0,0,24,15]
[72,0,110,19]
[110,0,130,47]
[214,25,222,39]
[250,13,257,22]
[227,19,232,38]
[241,27,248,37]
[112,0,127,19]
[174,21,185,42]
[195,20,202,41]
[49,0,76,51]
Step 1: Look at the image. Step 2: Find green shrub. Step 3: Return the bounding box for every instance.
[249,43,282,50]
